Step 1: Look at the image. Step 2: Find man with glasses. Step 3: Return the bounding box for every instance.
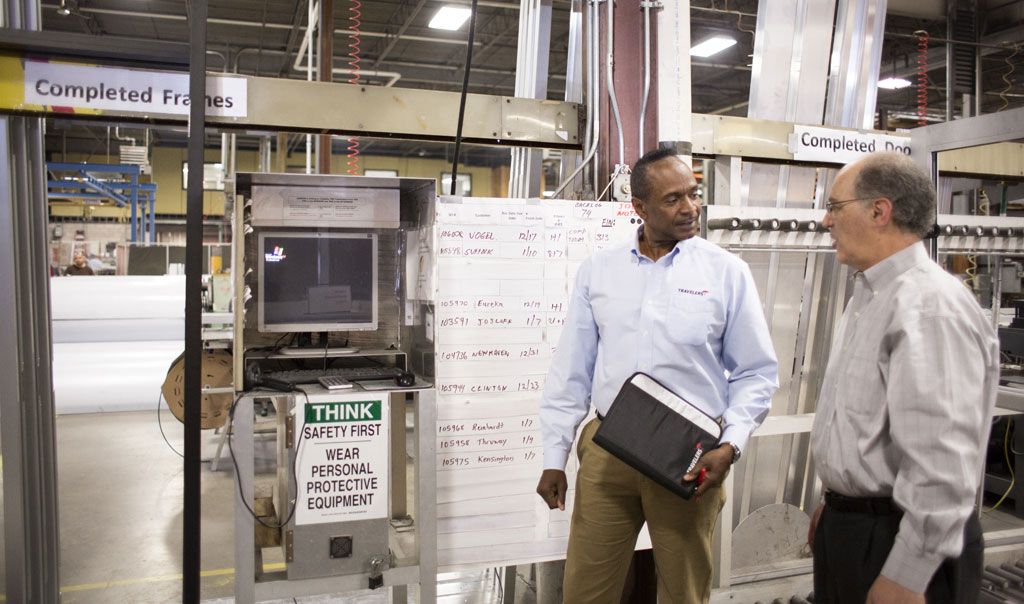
[808,152,998,603]
[536,148,778,602]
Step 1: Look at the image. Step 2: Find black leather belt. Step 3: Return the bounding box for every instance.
[825,491,899,515]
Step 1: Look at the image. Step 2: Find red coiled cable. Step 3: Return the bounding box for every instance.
[914,30,929,127]
[346,0,362,174]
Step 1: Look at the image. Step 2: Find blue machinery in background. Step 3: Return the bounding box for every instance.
[46,162,157,243]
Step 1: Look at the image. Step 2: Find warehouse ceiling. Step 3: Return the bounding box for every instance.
[38,0,1024,161]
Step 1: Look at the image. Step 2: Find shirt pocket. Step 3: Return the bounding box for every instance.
[667,293,712,346]
[838,353,885,417]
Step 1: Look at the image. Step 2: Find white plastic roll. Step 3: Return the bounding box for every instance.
[51,275,185,321]
[53,341,184,414]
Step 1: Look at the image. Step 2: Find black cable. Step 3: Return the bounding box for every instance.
[183,4,208,600]
[156,391,184,458]
[323,332,329,372]
[449,0,479,195]
[271,331,291,352]
[228,390,307,529]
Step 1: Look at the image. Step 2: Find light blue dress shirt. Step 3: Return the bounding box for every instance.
[540,228,779,471]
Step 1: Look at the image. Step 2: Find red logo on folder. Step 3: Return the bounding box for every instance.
[686,443,704,474]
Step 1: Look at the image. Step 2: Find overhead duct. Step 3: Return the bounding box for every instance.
[949,1,978,99]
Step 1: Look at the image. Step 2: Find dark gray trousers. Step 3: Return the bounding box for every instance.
[813,504,983,604]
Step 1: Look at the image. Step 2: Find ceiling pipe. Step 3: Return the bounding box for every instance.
[227,47,400,86]
[372,0,429,70]
[41,3,485,46]
[113,126,135,145]
[887,23,1024,80]
[293,4,401,85]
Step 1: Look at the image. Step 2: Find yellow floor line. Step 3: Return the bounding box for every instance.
[59,562,287,593]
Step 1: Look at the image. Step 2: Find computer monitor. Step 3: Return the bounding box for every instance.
[257,231,378,333]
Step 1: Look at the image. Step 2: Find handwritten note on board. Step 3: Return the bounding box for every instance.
[433,197,640,569]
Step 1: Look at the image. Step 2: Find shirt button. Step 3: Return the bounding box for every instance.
[854,311,860,317]
[643,331,649,336]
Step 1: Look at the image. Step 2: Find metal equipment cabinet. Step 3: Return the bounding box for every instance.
[231,386,437,603]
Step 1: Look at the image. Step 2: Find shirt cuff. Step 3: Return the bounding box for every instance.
[544,447,570,471]
[879,537,944,594]
[719,425,751,454]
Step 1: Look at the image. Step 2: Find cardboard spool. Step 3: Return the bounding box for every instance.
[161,349,233,430]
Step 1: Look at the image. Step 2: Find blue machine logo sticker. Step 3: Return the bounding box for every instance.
[265,246,286,262]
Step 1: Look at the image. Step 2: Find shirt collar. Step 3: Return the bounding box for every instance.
[858,241,928,293]
[630,225,687,263]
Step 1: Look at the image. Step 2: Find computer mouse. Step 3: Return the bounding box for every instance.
[395,372,415,387]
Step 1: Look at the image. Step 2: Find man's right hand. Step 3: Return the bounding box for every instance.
[536,469,568,510]
[808,503,824,553]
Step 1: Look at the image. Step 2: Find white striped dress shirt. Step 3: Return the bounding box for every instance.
[810,242,1000,593]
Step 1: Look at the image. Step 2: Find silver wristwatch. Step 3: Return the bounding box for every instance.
[725,442,741,463]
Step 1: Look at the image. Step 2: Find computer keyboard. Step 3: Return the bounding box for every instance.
[264,365,406,385]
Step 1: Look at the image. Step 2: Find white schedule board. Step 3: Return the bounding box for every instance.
[296,394,389,525]
[434,197,642,568]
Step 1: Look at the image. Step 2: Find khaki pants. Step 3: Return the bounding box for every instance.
[564,418,726,604]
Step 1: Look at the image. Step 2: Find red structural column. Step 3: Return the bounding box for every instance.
[598,0,659,189]
[319,0,334,174]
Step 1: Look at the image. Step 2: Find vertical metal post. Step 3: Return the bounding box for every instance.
[415,389,438,603]
[149,192,156,243]
[276,132,287,173]
[259,136,272,173]
[558,0,584,188]
[1,0,60,601]
[508,0,552,198]
[131,170,139,242]
[233,395,257,604]
[184,1,208,601]
[142,192,148,243]
[0,118,61,604]
[318,0,333,175]
[946,12,954,122]
[130,178,138,242]
[504,566,518,602]
[656,0,692,154]
[390,392,408,519]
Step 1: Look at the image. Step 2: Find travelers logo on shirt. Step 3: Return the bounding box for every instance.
[678,288,709,297]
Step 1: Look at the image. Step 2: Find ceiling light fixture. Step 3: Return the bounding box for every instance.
[690,36,737,58]
[56,0,71,15]
[428,6,472,31]
[877,77,912,90]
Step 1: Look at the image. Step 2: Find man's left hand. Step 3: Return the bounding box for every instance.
[683,443,733,498]
[865,576,925,604]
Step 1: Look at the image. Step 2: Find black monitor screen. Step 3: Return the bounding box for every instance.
[258,232,377,332]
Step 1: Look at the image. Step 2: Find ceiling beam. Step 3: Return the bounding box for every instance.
[276,0,310,77]
[371,0,430,69]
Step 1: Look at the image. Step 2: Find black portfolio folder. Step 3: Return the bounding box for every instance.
[592,372,723,499]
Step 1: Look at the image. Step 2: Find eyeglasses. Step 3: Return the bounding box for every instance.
[825,197,875,214]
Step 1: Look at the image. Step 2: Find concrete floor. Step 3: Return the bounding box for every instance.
[3,408,536,604]
[3,407,1024,603]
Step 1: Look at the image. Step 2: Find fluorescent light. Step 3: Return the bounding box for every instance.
[429,7,472,31]
[878,77,912,90]
[690,36,737,58]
